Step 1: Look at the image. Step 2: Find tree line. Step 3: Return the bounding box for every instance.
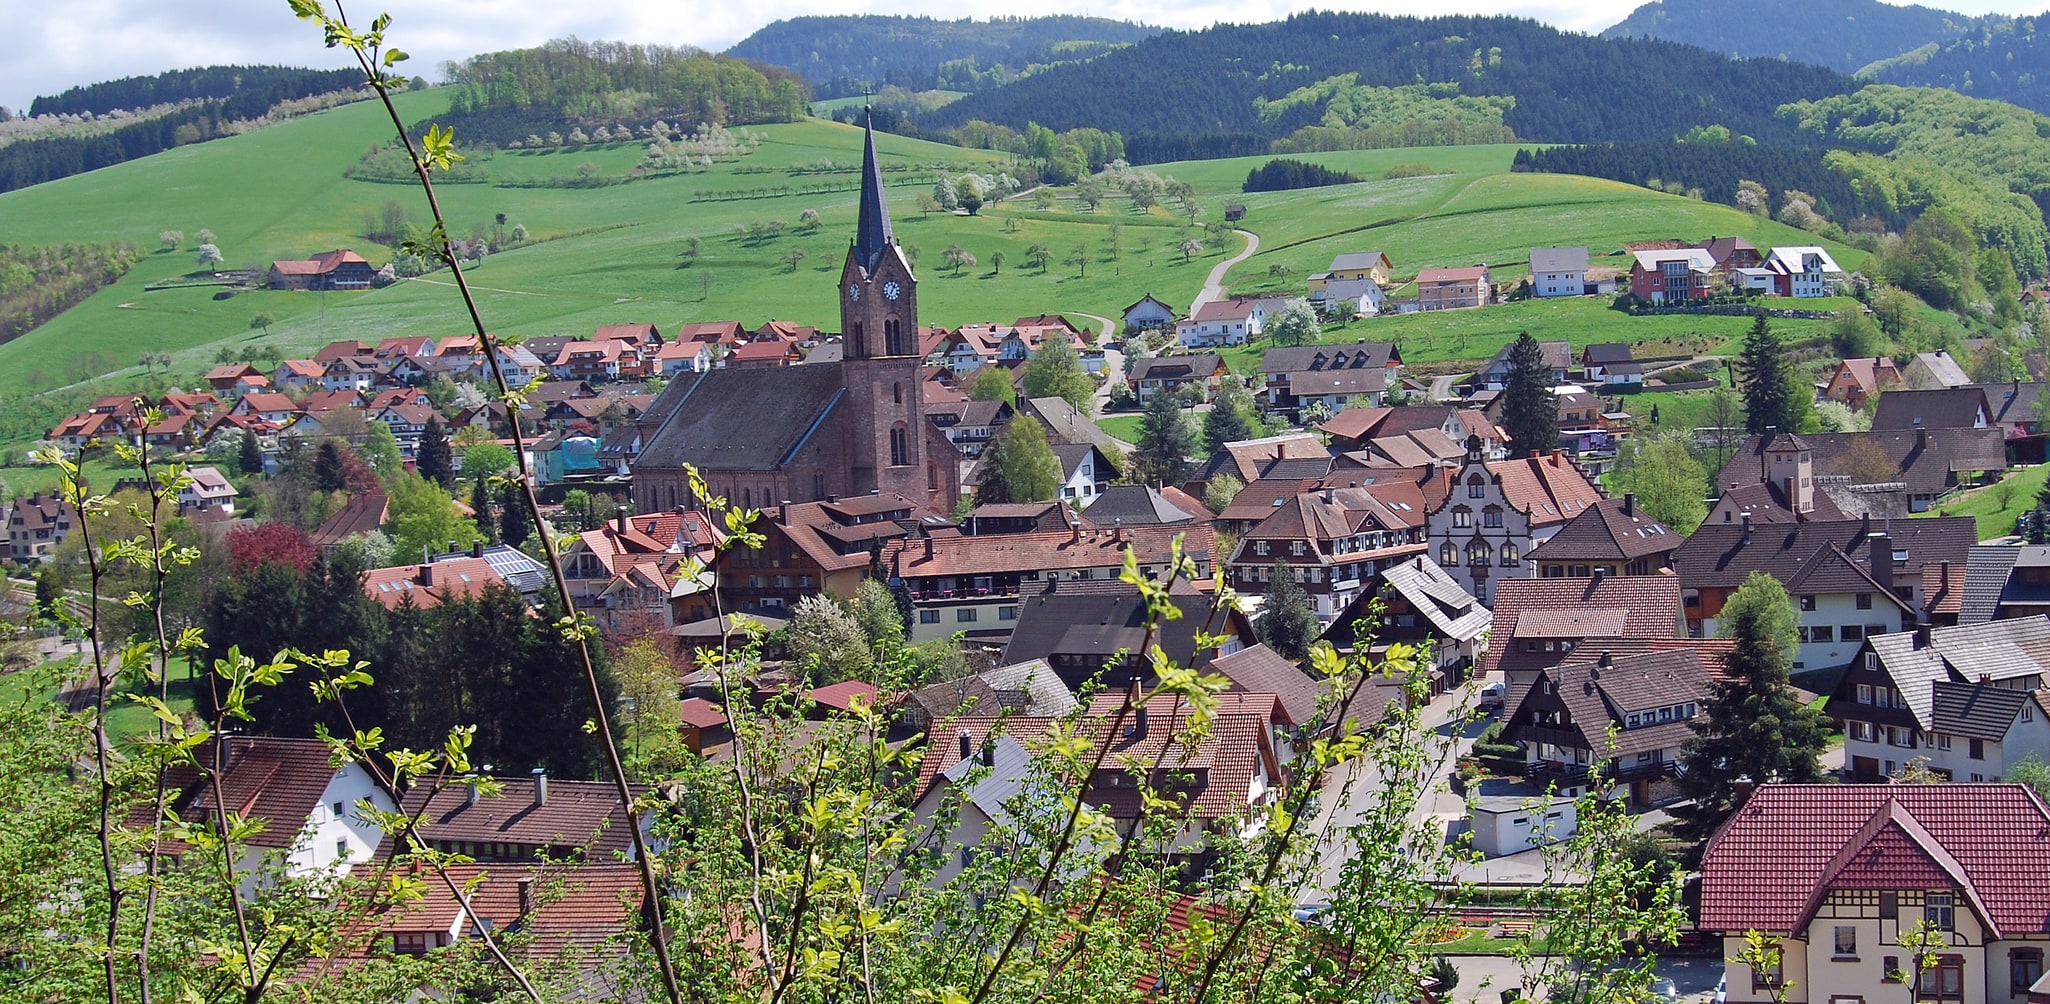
[724,14,1159,98]
[922,12,1854,162]
[430,39,807,147]
[1243,157,1362,193]
[0,242,140,345]
[27,64,362,118]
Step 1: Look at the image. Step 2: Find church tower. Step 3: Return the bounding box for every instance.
[837,111,941,505]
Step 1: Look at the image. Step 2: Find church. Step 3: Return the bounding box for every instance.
[631,116,959,516]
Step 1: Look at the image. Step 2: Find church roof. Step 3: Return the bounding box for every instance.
[637,365,846,472]
[854,110,894,275]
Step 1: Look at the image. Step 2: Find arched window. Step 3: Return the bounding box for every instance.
[1500,542,1520,566]
[1467,473,1486,498]
[850,322,864,356]
[1466,540,1491,566]
[893,382,903,404]
[885,318,904,355]
[889,426,909,466]
[928,464,939,490]
[1452,506,1472,528]
[1440,541,1458,566]
[1483,506,1504,528]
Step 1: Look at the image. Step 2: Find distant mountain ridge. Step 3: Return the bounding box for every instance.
[919,12,1855,163]
[1602,0,2050,114]
[723,15,1158,99]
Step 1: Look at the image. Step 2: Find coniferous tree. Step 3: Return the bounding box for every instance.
[1671,571,1833,848]
[470,479,497,544]
[312,440,349,492]
[975,432,1015,504]
[1202,388,1254,454]
[1133,390,1198,486]
[237,428,264,475]
[1738,314,1807,435]
[416,415,454,489]
[499,484,531,546]
[1257,560,1318,661]
[1499,331,1559,454]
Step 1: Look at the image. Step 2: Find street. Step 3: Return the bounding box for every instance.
[1442,952,1724,1004]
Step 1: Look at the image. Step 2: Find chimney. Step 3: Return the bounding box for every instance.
[958,731,973,760]
[1322,488,1336,505]
[419,562,434,588]
[924,534,935,560]
[531,767,548,806]
[1979,673,1991,685]
[1621,492,1636,517]
[615,506,628,535]
[1732,776,1757,804]
[980,740,996,767]
[517,875,535,918]
[213,733,232,776]
[465,779,480,807]
[471,540,484,558]
[1741,513,1752,544]
[1867,532,1893,592]
[1598,650,1613,670]
[1916,426,1929,452]
[423,543,433,564]
[1591,566,1606,585]
[1914,623,1931,649]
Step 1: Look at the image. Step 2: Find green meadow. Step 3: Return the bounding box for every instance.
[0,88,1875,474]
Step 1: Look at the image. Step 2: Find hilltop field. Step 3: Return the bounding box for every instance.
[0,88,1865,475]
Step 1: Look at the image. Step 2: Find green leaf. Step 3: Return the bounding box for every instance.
[383,48,408,66]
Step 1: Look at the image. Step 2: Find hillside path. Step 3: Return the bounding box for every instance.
[1190,229,1259,315]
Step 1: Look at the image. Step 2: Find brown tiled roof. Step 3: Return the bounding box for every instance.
[808,680,880,712]
[678,697,728,729]
[1782,544,1913,611]
[1207,644,1320,727]
[1699,784,2050,937]
[1504,649,1711,760]
[1871,388,1991,432]
[1316,407,1393,442]
[1704,480,1848,525]
[312,493,388,548]
[340,861,644,960]
[1923,560,1965,617]
[1486,451,1603,527]
[1716,429,2007,496]
[361,556,504,610]
[1483,575,1684,675]
[1525,497,1679,564]
[1672,517,1976,591]
[1002,578,1255,674]
[147,737,338,851]
[389,777,647,861]
[884,524,1212,580]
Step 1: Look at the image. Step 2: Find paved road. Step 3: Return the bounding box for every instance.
[1190,229,1260,314]
[1429,375,1460,403]
[1445,953,1723,1004]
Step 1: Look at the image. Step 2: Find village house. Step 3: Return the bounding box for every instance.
[1628,248,1717,303]
[1080,483,1211,527]
[1764,245,1846,297]
[1423,440,1604,603]
[1673,517,1978,667]
[1502,648,1714,807]
[1579,343,1643,389]
[1523,494,1679,578]
[178,465,239,515]
[1127,354,1229,405]
[1482,573,1687,705]
[1701,783,2050,1004]
[1528,246,1589,298]
[1715,428,2006,514]
[1319,555,1491,689]
[1227,485,1429,623]
[1001,578,1255,691]
[1475,338,1572,390]
[340,861,647,967]
[1176,298,1264,348]
[1260,343,1403,416]
[926,399,1013,459]
[896,658,1079,734]
[1907,350,1975,391]
[6,492,74,562]
[1822,357,1908,410]
[1827,617,2050,782]
[1308,251,1395,291]
[205,363,266,395]
[1872,388,1993,432]
[715,493,944,614]
[1121,293,1178,333]
[381,773,655,863]
[149,736,394,890]
[1416,265,1494,311]
[1698,235,1763,273]
[1051,442,1118,505]
[1313,276,1386,318]
[266,249,374,290]
[360,555,509,610]
[912,690,1287,882]
[883,521,1216,644]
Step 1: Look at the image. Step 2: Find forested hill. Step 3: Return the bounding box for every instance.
[725,15,1159,98]
[28,65,363,118]
[919,13,1856,163]
[1600,0,1972,73]
[1601,0,2050,115]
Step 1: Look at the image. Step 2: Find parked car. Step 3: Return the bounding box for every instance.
[1478,681,1506,713]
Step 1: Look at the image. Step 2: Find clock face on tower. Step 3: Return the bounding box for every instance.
[846,283,860,301]
[883,281,902,300]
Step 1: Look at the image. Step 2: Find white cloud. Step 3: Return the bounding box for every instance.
[5,0,2046,112]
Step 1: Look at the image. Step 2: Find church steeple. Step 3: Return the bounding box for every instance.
[853,108,894,274]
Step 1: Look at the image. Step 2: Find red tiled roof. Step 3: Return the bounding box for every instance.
[1487,451,1602,527]
[678,697,728,729]
[1483,575,1684,675]
[808,680,881,712]
[1699,784,2050,937]
[339,861,643,960]
[361,556,503,610]
[883,524,1214,579]
[146,737,338,851]
[387,776,649,861]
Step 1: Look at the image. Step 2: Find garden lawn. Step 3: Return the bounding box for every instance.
[1924,462,2050,541]
[1096,414,1145,443]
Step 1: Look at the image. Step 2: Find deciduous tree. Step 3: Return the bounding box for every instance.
[1023,336,1092,415]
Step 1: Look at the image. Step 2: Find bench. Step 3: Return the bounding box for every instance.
[1496,921,1535,939]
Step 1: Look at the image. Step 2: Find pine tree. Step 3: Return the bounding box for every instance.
[1257,560,1318,661]
[470,479,497,544]
[1672,571,1833,848]
[1738,313,1808,435]
[975,432,1014,504]
[313,440,349,492]
[499,484,531,546]
[1202,388,1254,454]
[416,415,454,489]
[1499,331,1559,454]
[1133,390,1198,486]
[237,428,264,475]
[2031,479,2050,545]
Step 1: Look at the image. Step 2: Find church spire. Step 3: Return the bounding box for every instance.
[853,108,894,274]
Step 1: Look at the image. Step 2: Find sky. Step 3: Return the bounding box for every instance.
[5,0,2047,113]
